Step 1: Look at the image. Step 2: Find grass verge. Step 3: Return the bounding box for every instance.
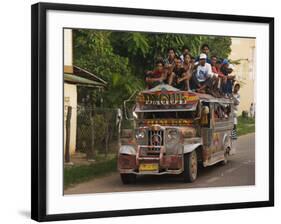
[237,116,255,136]
[64,156,117,190]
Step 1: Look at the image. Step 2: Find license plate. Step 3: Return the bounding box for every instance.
[139,163,159,171]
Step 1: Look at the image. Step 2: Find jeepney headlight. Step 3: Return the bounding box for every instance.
[166,129,179,142]
[135,129,145,139]
[165,128,181,155]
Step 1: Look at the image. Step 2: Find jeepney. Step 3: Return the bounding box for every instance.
[118,84,234,184]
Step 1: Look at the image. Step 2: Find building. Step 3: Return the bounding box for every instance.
[229,37,256,115]
[63,29,107,156]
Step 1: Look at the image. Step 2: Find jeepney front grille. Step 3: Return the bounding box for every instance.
[148,129,164,147]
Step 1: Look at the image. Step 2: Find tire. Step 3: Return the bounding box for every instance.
[221,148,229,165]
[120,173,136,184]
[183,150,198,183]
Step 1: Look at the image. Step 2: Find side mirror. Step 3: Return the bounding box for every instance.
[123,90,138,120]
[201,106,210,115]
[124,100,135,120]
[200,106,210,126]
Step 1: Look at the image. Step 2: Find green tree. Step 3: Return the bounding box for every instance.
[73,29,144,107]
[109,32,232,77]
[207,37,232,59]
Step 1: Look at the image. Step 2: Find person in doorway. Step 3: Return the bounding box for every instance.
[231,83,241,155]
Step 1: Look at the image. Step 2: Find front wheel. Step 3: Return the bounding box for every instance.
[120,173,136,184]
[221,148,229,165]
[183,150,198,183]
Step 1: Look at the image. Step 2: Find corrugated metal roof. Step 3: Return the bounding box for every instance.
[73,66,107,85]
[196,92,233,104]
[64,73,105,87]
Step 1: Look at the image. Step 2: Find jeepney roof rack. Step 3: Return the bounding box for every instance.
[195,92,234,104]
[141,84,233,104]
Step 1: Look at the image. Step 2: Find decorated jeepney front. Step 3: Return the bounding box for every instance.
[118,85,202,183]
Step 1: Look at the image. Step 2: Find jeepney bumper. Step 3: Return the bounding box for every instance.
[118,145,183,175]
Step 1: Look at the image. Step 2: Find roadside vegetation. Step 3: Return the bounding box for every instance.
[237,116,255,136]
[64,154,117,190]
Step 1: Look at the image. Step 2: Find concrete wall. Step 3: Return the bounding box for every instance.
[64,83,77,155]
[63,29,77,155]
[64,29,73,69]
[229,38,256,115]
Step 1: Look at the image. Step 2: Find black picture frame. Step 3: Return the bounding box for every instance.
[31,2,274,222]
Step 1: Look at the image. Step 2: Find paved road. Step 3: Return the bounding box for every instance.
[65,133,255,195]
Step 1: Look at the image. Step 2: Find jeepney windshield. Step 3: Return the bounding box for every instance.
[136,110,197,119]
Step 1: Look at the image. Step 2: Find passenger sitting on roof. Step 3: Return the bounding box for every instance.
[195,44,211,64]
[180,46,191,63]
[220,59,236,98]
[163,48,177,86]
[170,56,191,91]
[182,53,194,91]
[210,55,224,97]
[145,59,166,89]
[164,47,177,67]
[191,53,216,95]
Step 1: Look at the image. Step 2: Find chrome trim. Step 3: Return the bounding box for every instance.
[119,168,183,175]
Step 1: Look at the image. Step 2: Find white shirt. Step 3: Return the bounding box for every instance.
[233,93,240,114]
[195,63,213,82]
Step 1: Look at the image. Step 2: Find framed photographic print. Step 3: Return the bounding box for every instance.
[31,2,274,222]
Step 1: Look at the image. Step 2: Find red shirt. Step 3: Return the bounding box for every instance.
[212,65,224,77]
[149,70,162,78]
[146,70,163,89]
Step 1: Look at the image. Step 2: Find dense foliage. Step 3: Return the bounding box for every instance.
[73,29,232,108]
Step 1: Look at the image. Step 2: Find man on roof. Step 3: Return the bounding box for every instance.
[192,53,217,96]
[171,55,191,91]
[220,59,236,98]
[195,44,211,64]
[163,48,177,86]
[210,55,225,96]
[145,59,166,89]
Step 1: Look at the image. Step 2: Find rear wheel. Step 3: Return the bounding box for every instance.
[183,150,198,183]
[120,173,136,184]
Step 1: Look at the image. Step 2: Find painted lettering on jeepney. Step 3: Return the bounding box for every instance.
[143,93,183,105]
[142,92,198,106]
[143,119,193,126]
[159,94,169,105]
